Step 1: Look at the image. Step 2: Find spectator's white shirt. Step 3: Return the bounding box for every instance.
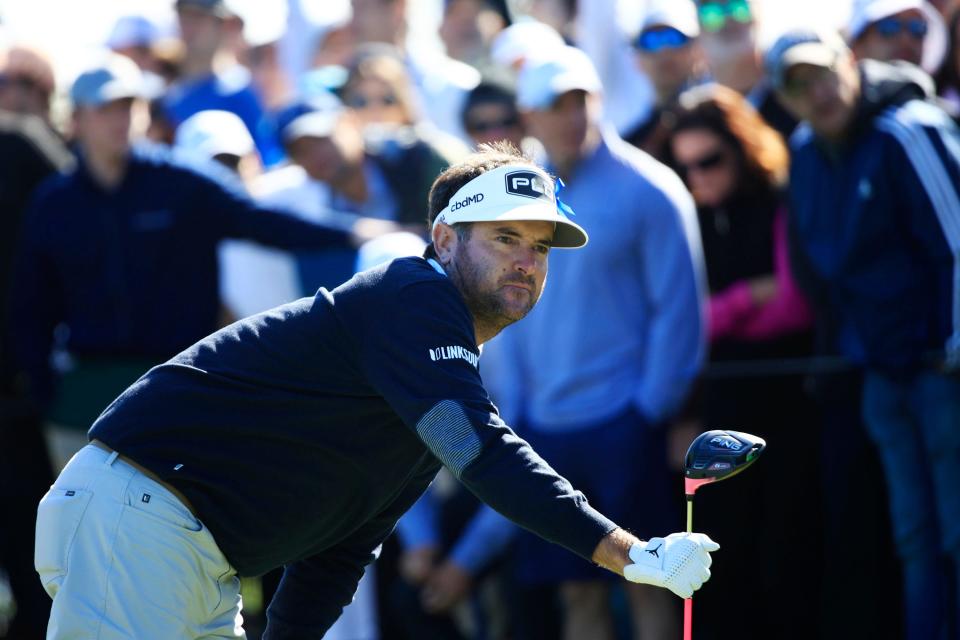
[405,44,481,144]
[218,165,333,319]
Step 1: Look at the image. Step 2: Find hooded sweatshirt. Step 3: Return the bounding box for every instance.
[787,60,960,372]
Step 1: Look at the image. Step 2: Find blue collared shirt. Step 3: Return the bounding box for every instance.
[485,132,706,429]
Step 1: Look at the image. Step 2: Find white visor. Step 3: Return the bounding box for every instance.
[432,164,588,248]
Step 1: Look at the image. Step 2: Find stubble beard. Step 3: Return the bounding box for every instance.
[448,245,540,337]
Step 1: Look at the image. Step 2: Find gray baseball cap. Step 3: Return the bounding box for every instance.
[70,54,145,108]
[764,28,849,91]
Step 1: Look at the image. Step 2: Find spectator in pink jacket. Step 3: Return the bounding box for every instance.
[663,83,810,342]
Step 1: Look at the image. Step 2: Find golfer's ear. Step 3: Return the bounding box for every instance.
[432,223,457,264]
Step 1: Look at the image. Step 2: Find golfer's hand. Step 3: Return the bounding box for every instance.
[623,532,719,598]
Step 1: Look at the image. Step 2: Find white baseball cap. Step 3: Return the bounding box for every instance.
[516,46,603,111]
[641,0,700,38]
[432,164,588,248]
[174,109,255,159]
[847,0,947,73]
[70,54,145,107]
[490,19,566,69]
[106,15,164,51]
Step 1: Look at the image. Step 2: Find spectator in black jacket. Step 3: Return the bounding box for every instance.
[0,39,72,640]
[0,107,73,640]
[7,54,397,469]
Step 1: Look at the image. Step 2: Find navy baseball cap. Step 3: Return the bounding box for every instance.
[276,93,344,143]
[764,28,848,91]
[70,54,145,108]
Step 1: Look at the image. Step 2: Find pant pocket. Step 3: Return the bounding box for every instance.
[123,476,202,533]
[35,487,93,597]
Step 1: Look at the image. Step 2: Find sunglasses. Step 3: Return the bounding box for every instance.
[347,93,398,109]
[874,16,928,39]
[675,149,727,180]
[466,114,519,133]
[634,27,691,53]
[0,73,44,92]
[698,0,752,33]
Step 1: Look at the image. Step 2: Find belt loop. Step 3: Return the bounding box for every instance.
[105,451,119,466]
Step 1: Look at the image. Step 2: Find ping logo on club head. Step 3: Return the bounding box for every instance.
[709,435,743,451]
[505,170,551,200]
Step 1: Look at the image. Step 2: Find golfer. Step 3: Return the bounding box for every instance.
[35,144,718,639]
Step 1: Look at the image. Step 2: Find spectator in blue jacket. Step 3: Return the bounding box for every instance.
[767,28,960,640]
[7,54,396,468]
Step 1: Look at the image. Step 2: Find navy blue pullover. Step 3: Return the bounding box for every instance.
[787,61,960,371]
[9,144,353,403]
[89,257,617,638]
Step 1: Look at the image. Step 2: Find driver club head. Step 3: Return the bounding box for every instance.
[684,430,766,496]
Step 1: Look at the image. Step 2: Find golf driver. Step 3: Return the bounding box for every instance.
[683,430,766,640]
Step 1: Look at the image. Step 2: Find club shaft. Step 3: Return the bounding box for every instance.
[684,495,694,640]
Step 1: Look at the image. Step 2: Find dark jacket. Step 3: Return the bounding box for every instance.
[0,111,73,392]
[8,143,353,405]
[787,60,960,372]
[90,257,616,638]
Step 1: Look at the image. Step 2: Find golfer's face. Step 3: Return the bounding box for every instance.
[455,219,553,324]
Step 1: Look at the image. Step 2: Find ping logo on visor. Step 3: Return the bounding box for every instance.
[432,163,588,248]
[505,170,551,200]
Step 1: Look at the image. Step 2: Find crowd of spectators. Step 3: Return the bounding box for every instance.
[1,0,959,638]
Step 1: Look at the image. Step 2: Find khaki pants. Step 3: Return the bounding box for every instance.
[35,445,245,639]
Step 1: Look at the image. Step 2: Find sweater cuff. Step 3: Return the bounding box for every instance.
[567,502,620,562]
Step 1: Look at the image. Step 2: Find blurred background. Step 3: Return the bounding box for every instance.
[2,0,960,638]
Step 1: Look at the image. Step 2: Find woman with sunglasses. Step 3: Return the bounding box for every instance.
[664,83,811,348]
[341,48,422,132]
[661,83,820,639]
[332,47,467,227]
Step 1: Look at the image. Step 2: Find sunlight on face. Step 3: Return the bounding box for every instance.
[448,219,554,330]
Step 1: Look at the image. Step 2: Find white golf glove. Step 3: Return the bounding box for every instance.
[623,532,719,599]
